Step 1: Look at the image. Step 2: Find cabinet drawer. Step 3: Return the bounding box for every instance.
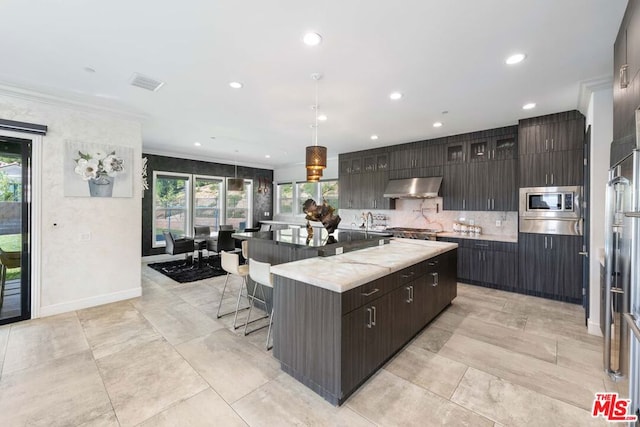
[342,275,395,315]
[396,262,426,286]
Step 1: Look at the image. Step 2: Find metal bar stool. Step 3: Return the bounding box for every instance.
[247,258,274,350]
[217,251,250,329]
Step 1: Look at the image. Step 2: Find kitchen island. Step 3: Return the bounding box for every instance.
[269,238,458,405]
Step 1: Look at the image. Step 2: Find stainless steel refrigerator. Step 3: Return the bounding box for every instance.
[604,148,640,419]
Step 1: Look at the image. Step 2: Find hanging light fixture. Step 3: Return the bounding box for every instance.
[227,150,244,191]
[305,73,327,180]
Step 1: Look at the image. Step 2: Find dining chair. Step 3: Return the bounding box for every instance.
[193,226,211,265]
[259,224,271,231]
[219,224,234,231]
[217,251,250,329]
[248,258,274,350]
[207,230,239,267]
[162,232,195,271]
[0,248,20,310]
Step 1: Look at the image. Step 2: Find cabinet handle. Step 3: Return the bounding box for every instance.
[487,199,490,210]
[410,285,414,301]
[492,199,495,210]
[475,243,489,247]
[431,272,439,287]
[361,288,380,297]
[371,306,377,326]
[428,260,439,266]
[544,236,548,249]
[545,174,548,185]
[551,173,554,185]
[621,64,629,89]
[366,308,373,328]
[406,286,412,303]
[551,139,554,150]
[550,236,553,249]
[545,140,548,151]
[463,199,466,210]
[401,271,415,279]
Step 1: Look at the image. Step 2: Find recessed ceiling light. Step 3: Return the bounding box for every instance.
[433,122,443,128]
[83,67,96,73]
[389,92,403,100]
[265,154,271,158]
[303,32,322,46]
[194,142,201,147]
[506,53,526,65]
[371,135,379,140]
[522,102,536,110]
[229,82,243,89]
[317,114,327,121]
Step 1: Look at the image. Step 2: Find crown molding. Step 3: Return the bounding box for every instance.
[577,75,613,115]
[0,81,147,122]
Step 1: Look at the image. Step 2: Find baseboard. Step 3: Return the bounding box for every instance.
[38,287,142,318]
[587,319,604,337]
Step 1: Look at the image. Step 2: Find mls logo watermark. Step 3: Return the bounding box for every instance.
[591,392,638,422]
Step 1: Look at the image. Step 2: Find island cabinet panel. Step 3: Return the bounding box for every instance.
[273,249,457,406]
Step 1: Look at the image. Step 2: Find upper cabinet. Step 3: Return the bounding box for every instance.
[339,149,394,210]
[518,112,585,187]
[612,0,640,165]
[389,141,444,180]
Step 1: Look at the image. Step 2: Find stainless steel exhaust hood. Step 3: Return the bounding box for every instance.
[383,177,442,198]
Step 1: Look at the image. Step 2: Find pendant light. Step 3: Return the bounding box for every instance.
[227,150,244,191]
[305,73,327,180]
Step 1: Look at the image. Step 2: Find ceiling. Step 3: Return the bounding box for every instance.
[0,0,628,169]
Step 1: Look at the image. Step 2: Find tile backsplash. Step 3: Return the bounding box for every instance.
[339,197,518,237]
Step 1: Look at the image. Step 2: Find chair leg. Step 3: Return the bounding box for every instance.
[216,273,230,318]
[232,276,248,329]
[266,307,274,351]
[243,281,260,335]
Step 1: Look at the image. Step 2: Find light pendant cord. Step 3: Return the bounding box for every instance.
[315,77,319,147]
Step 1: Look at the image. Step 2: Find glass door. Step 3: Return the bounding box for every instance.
[0,136,31,324]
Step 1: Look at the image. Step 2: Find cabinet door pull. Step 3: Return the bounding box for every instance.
[371,306,377,326]
[361,288,380,297]
[550,236,553,249]
[545,139,548,151]
[431,272,439,286]
[545,174,548,185]
[551,139,554,150]
[410,285,414,301]
[366,308,373,328]
[550,173,554,185]
[400,271,415,279]
[487,199,490,210]
[492,199,495,210]
[428,261,439,266]
[621,64,629,89]
[544,236,548,249]
[406,286,412,303]
[463,199,466,210]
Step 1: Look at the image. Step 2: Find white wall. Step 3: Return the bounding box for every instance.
[0,90,143,317]
[586,86,613,336]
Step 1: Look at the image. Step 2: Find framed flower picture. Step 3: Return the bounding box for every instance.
[64,141,134,198]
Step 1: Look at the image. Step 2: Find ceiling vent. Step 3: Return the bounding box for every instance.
[129,73,165,92]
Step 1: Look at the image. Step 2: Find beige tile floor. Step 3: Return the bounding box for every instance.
[0,265,616,426]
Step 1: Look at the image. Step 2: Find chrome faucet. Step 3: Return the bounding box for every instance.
[365,212,373,232]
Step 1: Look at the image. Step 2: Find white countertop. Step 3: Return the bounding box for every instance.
[261,219,324,228]
[270,238,458,293]
[438,232,517,243]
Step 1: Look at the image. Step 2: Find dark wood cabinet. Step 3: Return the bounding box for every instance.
[518,233,583,303]
[438,237,518,292]
[613,0,640,162]
[339,150,393,210]
[518,114,585,187]
[389,141,444,180]
[442,163,467,210]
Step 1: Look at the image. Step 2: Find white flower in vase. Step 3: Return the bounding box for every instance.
[102,154,124,177]
[74,158,100,180]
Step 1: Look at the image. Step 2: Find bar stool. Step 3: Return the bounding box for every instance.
[247,258,274,350]
[217,251,250,329]
[241,240,249,264]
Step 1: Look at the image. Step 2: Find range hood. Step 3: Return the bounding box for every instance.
[383,177,442,198]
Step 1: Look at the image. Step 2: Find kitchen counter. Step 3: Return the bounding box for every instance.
[270,238,457,292]
[438,231,517,243]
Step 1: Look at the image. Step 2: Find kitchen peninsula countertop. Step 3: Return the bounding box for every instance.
[270,238,457,293]
[438,231,517,243]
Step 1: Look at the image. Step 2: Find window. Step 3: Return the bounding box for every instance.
[153,172,191,246]
[275,179,340,215]
[321,180,339,210]
[152,172,253,247]
[297,182,317,213]
[277,183,294,214]
[194,176,223,230]
[226,179,252,230]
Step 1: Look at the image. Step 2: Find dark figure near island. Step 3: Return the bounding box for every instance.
[302,198,341,236]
